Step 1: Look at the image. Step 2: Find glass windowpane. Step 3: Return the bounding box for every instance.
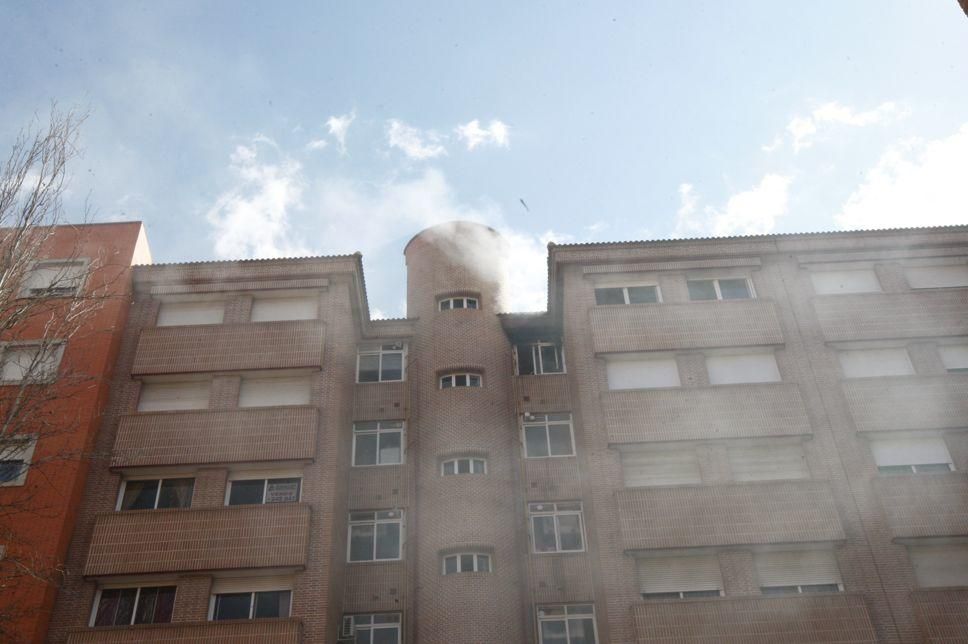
[265,478,300,503]
[460,554,474,571]
[540,620,568,643]
[718,278,751,299]
[595,288,626,305]
[213,593,251,620]
[157,478,194,509]
[525,427,549,457]
[517,344,536,375]
[627,286,658,304]
[548,426,574,456]
[568,617,597,644]
[478,554,490,571]
[228,479,265,506]
[540,345,564,373]
[375,522,401,560]
[372,627,400,644]
[533,516,558,552]
[443,461,456,475]
[379,432,402,464]
[254,590,291,618]
[380,353,403,381]
[457,459,470,474]
[121,480,160,511]
[467,298,478,309]
[557,515,584,551]
[358,354,380,382]
[350,524,375,561]
[687,280,717,301]
[444,556,458,574]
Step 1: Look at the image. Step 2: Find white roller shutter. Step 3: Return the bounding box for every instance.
[138,381,210,411]
[706,353,781,385]
[211,576,293,594]
[838,348,914,378]
[908,544,968,588]
[156,301,225,327]
[905,265,968,289]
[622,448,701,486]
[239,376,312,407]
[939,345,968,371]
[728,443,809,482]
[250,295,318,322]
[638,555,722,594]
[754,550,842,588]
[810,270,881,294]
[870,436,952,467]
[606,356,680,390]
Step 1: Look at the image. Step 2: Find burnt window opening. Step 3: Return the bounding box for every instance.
[516,341,565,376]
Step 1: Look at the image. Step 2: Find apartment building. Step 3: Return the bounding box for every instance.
[0,223,151,644]
[48,221,967,643]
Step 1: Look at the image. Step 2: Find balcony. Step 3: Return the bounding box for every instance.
[84,504,310,576]
[112,407,318,468]
[617,481,844,550]
[874,473,968,538]
[602,383,811,443]
[911,588,968,643]
[66,618,302,643]
[812,290,968,342]
[843,375,968,432]
[590,299,783,354]
[131,321,325,375]
[632,593,876,644]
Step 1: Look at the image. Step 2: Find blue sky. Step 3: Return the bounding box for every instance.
[2,2,967,315]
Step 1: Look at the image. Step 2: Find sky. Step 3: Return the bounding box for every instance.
[2,2,967,316]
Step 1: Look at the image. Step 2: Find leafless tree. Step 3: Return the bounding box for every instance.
[0,106,120,641]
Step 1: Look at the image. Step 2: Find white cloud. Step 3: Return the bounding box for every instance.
[386,120,447,160]
[455,119,510,150]
[836,124,968,230]
[305,138,328,151]
[327,112,355,154]
[787,101,907,153]
[206,140,309,259]
[673,174,793,238]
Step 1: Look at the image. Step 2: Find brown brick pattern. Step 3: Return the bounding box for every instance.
[111,407,318,467]
[874,473,968,538]
[843,376,968,432]
[65,618,303,643]
[342,562,407,613]
[912,589,968,643]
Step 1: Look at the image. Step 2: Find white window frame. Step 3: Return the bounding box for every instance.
[352,421,405,467]
[89,584,178,627]
[342,613,402,643]
[441,457,487,475]
[528,502,586,554]
[0,342,65,384]
[208,588,292,621]
[515,342,566,376]
[438,296,480,311]
[116,476,196,511]
[224,474,303,506]
[869,432,955,475]
[0,435,37,487]
[20,259,88,298]
[347,510,404,562]
[439,372,482,389]
[536,604,599,644]
[594,285,662,305]
[522,413,576,459]
[356,343,406,383]
[442,552,492,574]
[687,277,756,301]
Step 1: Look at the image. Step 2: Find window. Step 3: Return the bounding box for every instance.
[706,351,781,385]
[342,614,402,644]
[357,344,405,383]
[638,555,723,599]
[439,296,479,311]
[239,375,312,407]
[605,355,680,390]
[353,421,404,466]
[91,586,176,626]
[536,604,598,644]
[870,434,954,475]
[348,510,403,562]
[523,413,575,458]
[118,478,195,511]
[621,447,701,487]
[516,342,565,375]
[1,344,64,383]
[905,264,968,289]
[137,380,210,412]
[754,549,843,595]
[687,278,753,301]
[439,372,482,388]
[156,300,225,326]
[838,347,914,378]
[250,294,318,322]
[594,285,660,305]
[0,436,36,487]
[441,457,486,475]
[21,260,86,297]
[939,345,968,373]
[227,477,301,505]
[443,552,491,574]
[0,460,26,484]
[908,543,968,588]
[212,590,291,620]
[529,502,585,553]
[809,269,881,295]
[728,442,809,482]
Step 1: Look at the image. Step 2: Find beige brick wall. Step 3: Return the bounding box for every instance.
[813,290,968,341]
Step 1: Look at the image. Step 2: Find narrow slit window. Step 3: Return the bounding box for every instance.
[441,457,486,475]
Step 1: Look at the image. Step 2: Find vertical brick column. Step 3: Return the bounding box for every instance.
[676,353,709,387]
[209,375,241,410]
[659,273,689,303]
[698,444,731,485]
[192,468,229,508]
[874,263,908,293]
[172,575,213,622]
[223,294,253,324]
[719,550,759,596]
[907,341,947,376]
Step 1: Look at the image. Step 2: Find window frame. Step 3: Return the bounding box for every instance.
[438,296,480,311]
[441,457,487,475]
[0,342,66,384]
[442,552,492,574]
[760,582,845,595]
[356,343,406,383]
[536,604,599,644]
[0,435,37,487]
[594,285,662,306]
[352,421,405,467]
[89,585,177,627]
[347,510,404,563]
[529,501,586,554]
[225,476,303,506]
[439,372,483,389]
[208,589,292,621]
[20,259,88,298]
[869,433,956,475]
[515,341,567,376]
[116,477,196,511]
[686,277,755,301]
[522,413,576,459]
[342,613,402,643]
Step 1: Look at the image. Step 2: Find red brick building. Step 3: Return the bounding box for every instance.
[48,222,968,643]
[0,223,151,643]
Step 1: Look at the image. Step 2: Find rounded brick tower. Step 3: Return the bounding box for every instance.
[404,222,528,643]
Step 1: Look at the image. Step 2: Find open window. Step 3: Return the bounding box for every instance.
[515,341,565,375]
